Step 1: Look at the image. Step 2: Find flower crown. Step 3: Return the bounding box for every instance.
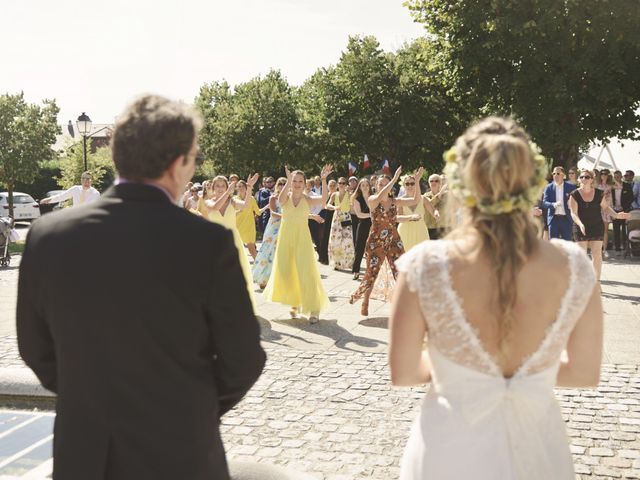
[442,142,547,215]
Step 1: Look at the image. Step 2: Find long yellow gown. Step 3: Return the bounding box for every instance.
[264,195,329,315]
[236,195,261,244]
[207,202,256,308]
[397,200,430,252]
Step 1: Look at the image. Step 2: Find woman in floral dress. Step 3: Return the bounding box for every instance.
[252,177,286,289]
[327,177,356,271]
[349,166,424,316]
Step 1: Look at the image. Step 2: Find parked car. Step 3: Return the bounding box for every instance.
[0,192,41,222]
[39,190,69,214]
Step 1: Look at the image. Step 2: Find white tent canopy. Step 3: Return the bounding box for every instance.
[578,138,640,174]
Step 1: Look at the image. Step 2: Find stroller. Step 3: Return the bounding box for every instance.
[626,209,640,258]
[0,217,14,267]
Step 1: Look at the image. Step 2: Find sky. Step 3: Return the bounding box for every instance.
[1,0,426,125]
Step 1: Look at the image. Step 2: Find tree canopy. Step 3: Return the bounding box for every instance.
[0,92,59,218]
[405,0,640,166]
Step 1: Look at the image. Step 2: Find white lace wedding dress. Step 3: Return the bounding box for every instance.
[395,239,596,480]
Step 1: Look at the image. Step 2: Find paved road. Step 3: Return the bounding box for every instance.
[0,253,639,479]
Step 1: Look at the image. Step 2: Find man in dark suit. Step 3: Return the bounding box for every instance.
[542,166,577,240]
[612,170,635,252]
[17,94,265,480]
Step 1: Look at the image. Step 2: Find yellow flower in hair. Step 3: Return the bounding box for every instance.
[444,148,457,163]
[500,199,514,213]
[464,195,477,208]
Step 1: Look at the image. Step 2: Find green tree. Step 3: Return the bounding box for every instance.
[406,0,640,166]
[195,71,299,178]
[57,139,115,192]
[0,92,60,218]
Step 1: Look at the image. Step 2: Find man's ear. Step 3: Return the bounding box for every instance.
[167,154,186,181]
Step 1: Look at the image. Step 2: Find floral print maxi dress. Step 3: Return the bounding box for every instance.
[252,200,281,287]
[328,192,356,270]
[351,200,405,307]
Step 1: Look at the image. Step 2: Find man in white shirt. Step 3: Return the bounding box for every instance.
[41,172,101,207]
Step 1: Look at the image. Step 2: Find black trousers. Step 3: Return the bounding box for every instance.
[308,218,321,249]
[317,209,333,264]
[612,219,627,251]
[428,227,446,240]
[352,218,371,274]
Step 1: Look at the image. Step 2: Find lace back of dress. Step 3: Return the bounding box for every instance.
[396,239,596,378]
[516,241,596,377]
[398,241,500,376]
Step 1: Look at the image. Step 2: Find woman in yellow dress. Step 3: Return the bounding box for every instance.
[264,165,333,324]
[200,174,259,308]
[396,173,440,252]
[235,180,264,260]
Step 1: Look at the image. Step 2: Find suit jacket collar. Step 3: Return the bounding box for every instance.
[103,183,177,205]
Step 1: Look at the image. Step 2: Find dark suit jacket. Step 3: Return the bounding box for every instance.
[621,182,634,212]
[17,183,266,480]
[542,181,577,224]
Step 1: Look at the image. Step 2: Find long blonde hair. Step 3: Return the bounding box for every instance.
[449,117,541,350]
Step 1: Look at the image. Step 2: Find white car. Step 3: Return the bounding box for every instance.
[0,192,41,222]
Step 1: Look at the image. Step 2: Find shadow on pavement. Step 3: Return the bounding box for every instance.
[274,317,387,352]
[601,279,640,289]
[600,291,640,305]
[257,317,314,346]
[359,317,388,329]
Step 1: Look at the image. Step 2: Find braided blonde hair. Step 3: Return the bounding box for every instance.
[448,117,542,351]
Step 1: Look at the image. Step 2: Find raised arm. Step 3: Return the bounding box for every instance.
[368,167,403,209]
[206,181,236,211]
[268,195,282,219]
[278,166,293,206]
[306,165,333,209]
[232,174,259,211]
[397,167,425,207]
[423,195,440,221]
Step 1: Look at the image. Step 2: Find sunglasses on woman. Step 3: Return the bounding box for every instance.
[404,182,416,186]
[579,175,592,180]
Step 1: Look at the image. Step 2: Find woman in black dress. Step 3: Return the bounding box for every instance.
[318,179,337,264]
[568,169,629,279]
[350,178,372,280]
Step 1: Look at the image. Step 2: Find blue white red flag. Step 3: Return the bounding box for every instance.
[363,154,370,170]
[348,161,358,176]
[381,158,390,175]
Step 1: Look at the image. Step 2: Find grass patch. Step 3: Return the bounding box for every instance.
[8,242,25,255]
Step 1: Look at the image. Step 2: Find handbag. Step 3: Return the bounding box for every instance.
[340,220,352,227]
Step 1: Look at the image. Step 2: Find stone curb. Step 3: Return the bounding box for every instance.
[0,366,54,398]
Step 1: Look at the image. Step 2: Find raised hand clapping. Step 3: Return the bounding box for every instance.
[320,164,334,180]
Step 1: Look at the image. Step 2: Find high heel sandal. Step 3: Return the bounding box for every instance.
[290,307,298,319]
[353,272,360,280]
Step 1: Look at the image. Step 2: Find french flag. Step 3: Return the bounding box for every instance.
[363,154,370,170]
[381,158,390,175]
[348,161,358,176]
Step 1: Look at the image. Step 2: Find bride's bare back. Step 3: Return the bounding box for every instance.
[390,237,602,386]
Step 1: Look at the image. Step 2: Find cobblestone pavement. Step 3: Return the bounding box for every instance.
[1,253,640,479]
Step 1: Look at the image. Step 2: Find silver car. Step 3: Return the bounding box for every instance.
[0,192,41,222]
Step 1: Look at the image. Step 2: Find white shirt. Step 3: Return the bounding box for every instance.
[49,185,100,206]
[309,187,323,214]
[554,182,565,215]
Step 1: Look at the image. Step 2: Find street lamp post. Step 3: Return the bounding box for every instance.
[76,112,92,171]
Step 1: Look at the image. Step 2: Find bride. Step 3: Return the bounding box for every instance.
[390,117,602,479]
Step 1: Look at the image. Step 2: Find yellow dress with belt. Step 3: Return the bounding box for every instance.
[236,195,261,244]
[206,200,255,308]
[264,195,329,315]
[398,200,430,252]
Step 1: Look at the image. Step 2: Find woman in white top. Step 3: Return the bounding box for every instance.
[390,117,602,480]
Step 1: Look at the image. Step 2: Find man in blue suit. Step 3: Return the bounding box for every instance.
[542,166,577,240]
